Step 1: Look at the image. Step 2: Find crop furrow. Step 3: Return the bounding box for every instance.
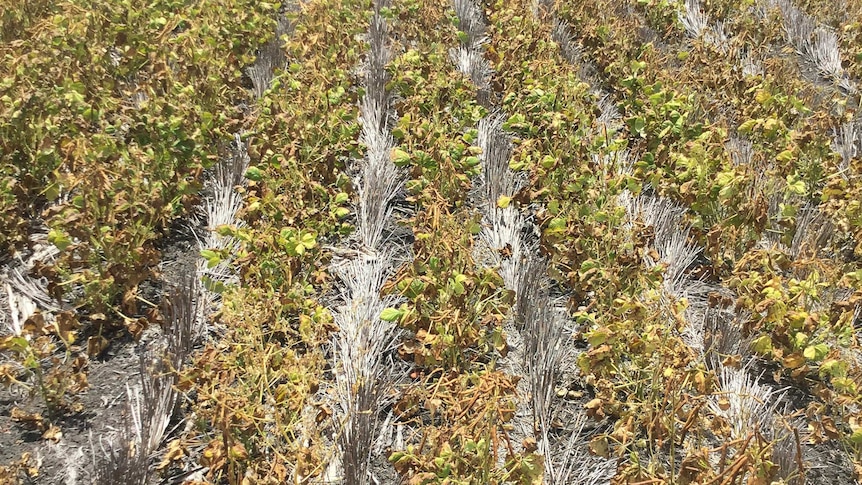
[372,0,542,481]
[453,1,604,480]
[93,274,200,484]
[159,2,372,482]
[451,0,537,465]
[321,2,409,483]
[622,191,808,482]
[661,7,862,461]
[94,18,264,482]
[539,1,847,482]
[481,1,641,482]
[548,4,738,480]
[1,1,283,480]
[668,10,830,458]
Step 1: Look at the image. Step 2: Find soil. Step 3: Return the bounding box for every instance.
[0,335,142,484]
[0,222,199,484]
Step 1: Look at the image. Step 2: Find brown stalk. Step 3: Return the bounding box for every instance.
[496,407,516,459]
[677,400,705,445]
[720,454,750,485]
[793,427,805,481]
[704,434,753,485]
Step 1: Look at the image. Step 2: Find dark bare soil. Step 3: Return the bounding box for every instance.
[0,226,199,484]
[0,336,140,484]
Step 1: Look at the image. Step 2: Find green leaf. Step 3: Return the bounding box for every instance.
[380,307,404,322]
[200,249,221,268]
[391,148,411,166]
[202,275,226,294]
[846,269,862,283]
[201,111,213,129]
[627,116,646,137]
[245,166,264,181]
[738,119,758,134]
[300,231,317,247]
[409,279,425,296]
[762,117,780,134]
[48,229,72,251]
[754,89,772,105]
[215,225,235,237]
[819,359,847,378]
[6,336,30,354]
[43,183,60,202]
[832,376,857,394]
[785,175,806,195]
[629,59,646,73]
[775,150,794,163]
[587,328,610,346]
[504,113,526,129]
[546,217,567,235]
[327,86,345,104]
[496,195,512,208]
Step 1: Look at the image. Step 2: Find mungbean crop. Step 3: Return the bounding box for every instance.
[1,1,862,484]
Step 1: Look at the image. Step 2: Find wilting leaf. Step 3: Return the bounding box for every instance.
[87,335,108,357]
[42,425,62,442]
[157,440,187,471]
[588,435,610,458]
[783,353,805,369]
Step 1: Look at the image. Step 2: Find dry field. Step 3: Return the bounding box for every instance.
[2,0,862,483]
